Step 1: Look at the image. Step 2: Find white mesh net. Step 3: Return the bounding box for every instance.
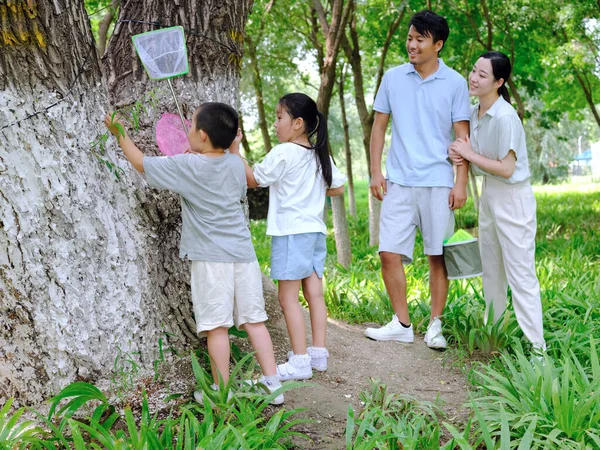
[132,26,188,80]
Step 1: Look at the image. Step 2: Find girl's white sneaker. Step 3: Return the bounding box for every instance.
[277,353,312,381]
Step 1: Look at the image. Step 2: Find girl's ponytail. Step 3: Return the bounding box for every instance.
[312,111,333,188]
[278,93,333,188]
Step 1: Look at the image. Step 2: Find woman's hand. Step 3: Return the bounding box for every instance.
[449,135,475,163]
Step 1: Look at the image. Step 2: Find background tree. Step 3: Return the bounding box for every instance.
[313,0,353,268]
[340,0,406,245]
[338,65,356,217]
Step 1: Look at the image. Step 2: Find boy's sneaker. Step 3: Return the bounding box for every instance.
[287,346,329,372]
[364,315,414,342]
[193,384,233,406]
[277,353,312,381]
[424,317,447,350]
[247,376,285,405]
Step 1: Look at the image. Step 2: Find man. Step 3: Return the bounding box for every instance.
[365,10,470,349]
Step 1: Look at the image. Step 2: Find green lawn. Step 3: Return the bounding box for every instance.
[250,180,600,448]
[3,181,598,449]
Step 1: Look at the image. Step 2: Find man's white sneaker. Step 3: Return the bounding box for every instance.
[277,353,312,381]
[424,317,447,350]
[287,346,329,372]
[364,315,414,342]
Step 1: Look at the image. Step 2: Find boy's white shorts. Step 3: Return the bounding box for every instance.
[190,260,268,337]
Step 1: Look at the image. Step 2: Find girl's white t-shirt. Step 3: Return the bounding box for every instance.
[252,142,346,236]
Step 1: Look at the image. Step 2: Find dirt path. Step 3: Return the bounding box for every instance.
[266,310,470,449]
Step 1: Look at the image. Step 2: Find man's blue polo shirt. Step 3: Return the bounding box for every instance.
[373,59,470,188]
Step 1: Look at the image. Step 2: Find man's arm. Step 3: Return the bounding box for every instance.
[449,120,469,210]
[369,112,390,201]
[104,113,145,173]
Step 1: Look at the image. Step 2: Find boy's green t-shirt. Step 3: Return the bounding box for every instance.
[143,152,256,263]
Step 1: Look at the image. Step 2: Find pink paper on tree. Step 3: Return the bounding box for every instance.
[156,113,191,156]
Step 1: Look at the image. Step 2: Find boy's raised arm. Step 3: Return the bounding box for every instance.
[228,129,259,188]
[104,113,145,173]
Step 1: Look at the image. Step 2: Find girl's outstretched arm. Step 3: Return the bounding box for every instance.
[229,129,259,188]
[104,113,145,173]
[326,186,345,196]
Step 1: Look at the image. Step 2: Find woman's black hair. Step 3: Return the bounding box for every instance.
[480,51,512,102]
[278,93,332,188]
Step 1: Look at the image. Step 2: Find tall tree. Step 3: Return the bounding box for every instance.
[312,0,353,267]
[340,0,405,246]
[245,0,275,153]
[0,0,252,405]
[0,0,141,405]
[338,65,356,217]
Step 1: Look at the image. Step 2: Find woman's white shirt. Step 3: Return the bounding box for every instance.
[470,96,531,184]
[253,142,346,236]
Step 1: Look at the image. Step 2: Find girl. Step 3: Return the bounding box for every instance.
[230,93,345,380]
[449,51,546,353]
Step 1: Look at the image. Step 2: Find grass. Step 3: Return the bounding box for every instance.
[251,179,600,447]
[2,180,599,448]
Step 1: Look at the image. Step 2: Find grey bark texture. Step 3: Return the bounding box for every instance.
[0,0,259,406]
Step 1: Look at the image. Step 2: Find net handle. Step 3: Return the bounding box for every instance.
[168,78,187,136]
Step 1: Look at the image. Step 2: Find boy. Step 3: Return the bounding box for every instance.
[366,10,470,349]
[104,102,283,405]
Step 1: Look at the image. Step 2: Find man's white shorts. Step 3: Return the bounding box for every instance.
[190,260,267,337]
[379,182,454,263]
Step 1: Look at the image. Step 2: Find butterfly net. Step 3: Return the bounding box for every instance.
[132,26,189,80]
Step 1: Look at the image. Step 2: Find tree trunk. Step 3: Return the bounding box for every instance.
[0,0,255,406]
[1,0,144,406]
[331,196,352,267]
[245,35,272,153]
[469,168,479,212]
[312,0,353,267]
[341,5,403,247]
[368,194,381,247]
[338,67,355,217]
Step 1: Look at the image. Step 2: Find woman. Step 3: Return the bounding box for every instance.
[449,51,546,353]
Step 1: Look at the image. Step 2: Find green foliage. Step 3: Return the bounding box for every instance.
[345,379,454,449]
[0,399,43,448]
[470,338,600,448]
[0,353,310,449]
[110,345,141,400]
[251,180,600,446]
[90,89,162,180]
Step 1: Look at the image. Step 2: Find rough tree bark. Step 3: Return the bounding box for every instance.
[0,0,151,405]
[0,0,255,406]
